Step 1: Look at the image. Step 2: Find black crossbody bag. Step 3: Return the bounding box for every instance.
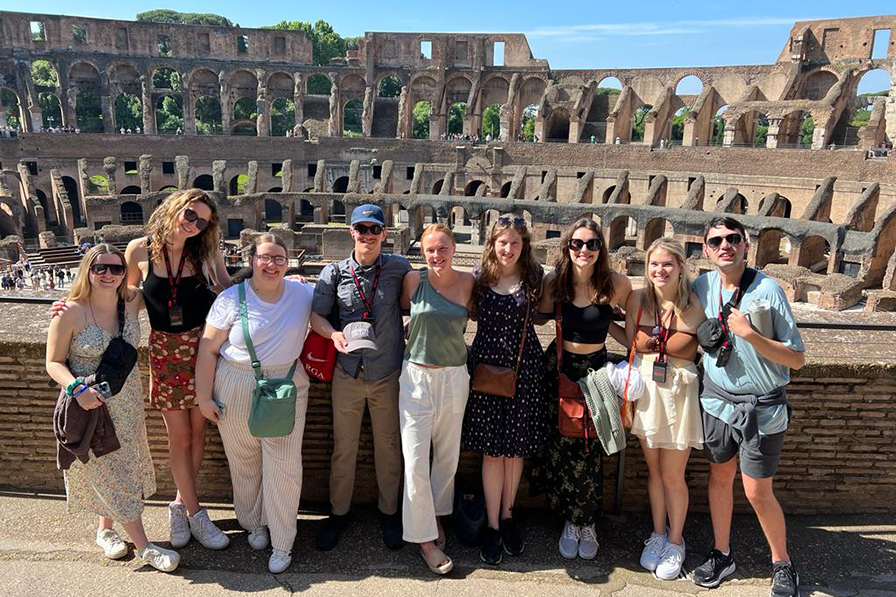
[93,299,139,396]
[696,268,757,368]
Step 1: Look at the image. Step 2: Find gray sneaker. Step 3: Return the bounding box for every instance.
[140,543,180,572]
[640,532,667,571]
[188,508,230,550]
[168,502,190,549]
[578,523,599,560]
[558,521,580,559]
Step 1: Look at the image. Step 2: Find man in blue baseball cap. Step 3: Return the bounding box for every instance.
[311,203,411,552]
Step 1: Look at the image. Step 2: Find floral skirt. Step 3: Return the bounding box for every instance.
[148,326,202,410]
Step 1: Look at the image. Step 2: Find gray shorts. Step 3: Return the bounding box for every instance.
[702,410,785,479]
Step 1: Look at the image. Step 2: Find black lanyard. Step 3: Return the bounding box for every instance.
[162,246,187,308]
[349,263,381,320]
[655,308,674,361]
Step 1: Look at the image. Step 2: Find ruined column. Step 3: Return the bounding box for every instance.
[212,160,227,195]
[281,159,294,192]
[76,159,90,199]
[219,70,232,135]
[347,160,361,193]
[183,90,196,135]
[99,72,114,134]
[256,69,269,137]
[396,85,409,139]
[328,73,340,137]
[140,75,156,135]
[374,160,394,194]
[175,156,190,190]
[103,157,118,195]
[245,161,259,194]
[138,155,153,194]
[313,160,326,192]
[293,73,305,136]
[766,118,782,148]
[361,85,374,137]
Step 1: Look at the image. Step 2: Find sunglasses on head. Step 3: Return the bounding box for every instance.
[705,233,744,249]
[353,223,383,235]
[183,207,209,231]
[89,263,126,276]
[497,216,527,229]
[569,238,601,252]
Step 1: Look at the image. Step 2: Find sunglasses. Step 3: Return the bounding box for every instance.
[497,216,527,229]
[256,254,288,266]
[183,207,210,231]
[705,233,744,250]
[569,238,601,252]
[89,263,126,276]
[353,224,383,235]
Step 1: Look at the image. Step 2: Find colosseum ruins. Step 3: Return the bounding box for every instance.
[1,11,895,310]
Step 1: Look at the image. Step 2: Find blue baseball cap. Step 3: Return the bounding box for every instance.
[350,204,385,226]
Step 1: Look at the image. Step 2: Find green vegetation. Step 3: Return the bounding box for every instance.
[88,175,109,194]
[136,10,234,27]
[671,107,689,142]
[482,103,500,138]
[520,104,536,141]
[378,76,402,98]
[76,92,104,132]
[631,105,652,142]
[265,20,359,66]
[448,103,465,135]
[155,96,183,133]
[343,99,363,135]
[195,96,223,134]
[413,101,431,139]
[31,60,58,88]
[800,115,814,146]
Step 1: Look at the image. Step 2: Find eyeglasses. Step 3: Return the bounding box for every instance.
[497,216,526,229]
[255,254,288,266]
[353,224,383,236]
[569,238,601,252]
[705,233,744,250]
[89,263,126,276]
[183,207,210,231]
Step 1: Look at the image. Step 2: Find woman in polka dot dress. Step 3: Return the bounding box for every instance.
[462,215,547,566]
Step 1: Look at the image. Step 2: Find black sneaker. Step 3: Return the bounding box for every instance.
[479,526,503,565]
[315,514,349,551]
[693,549,737,588]
[500,518,525,556]
[770,561,800,597]
[378,510,404,550]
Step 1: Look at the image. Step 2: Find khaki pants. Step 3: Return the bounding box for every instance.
[330,365,402,515]
[215,358,310,552]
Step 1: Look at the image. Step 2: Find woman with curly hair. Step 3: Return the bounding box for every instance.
[536,218,631,561]
[124,188,232,550]
[462,215,546,566]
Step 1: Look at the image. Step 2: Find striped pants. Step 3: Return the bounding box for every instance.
[214,358,310,552]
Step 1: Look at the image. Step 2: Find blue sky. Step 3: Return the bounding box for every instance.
[19,0,896,92]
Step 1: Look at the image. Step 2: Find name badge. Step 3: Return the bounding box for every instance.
[169,305,184,327]
[652,360,667,384]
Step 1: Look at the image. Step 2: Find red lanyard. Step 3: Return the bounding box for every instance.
[349,263,381,319]
[655,307,675,360]
[162,246,187,308]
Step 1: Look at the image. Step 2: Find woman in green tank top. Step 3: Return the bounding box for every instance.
[398,224,476,575]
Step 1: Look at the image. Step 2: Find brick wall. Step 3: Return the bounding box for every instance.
[1,339,894,515]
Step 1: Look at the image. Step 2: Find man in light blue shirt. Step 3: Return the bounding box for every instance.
[691,217,805,597]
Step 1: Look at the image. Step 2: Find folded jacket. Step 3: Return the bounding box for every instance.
[578,367,627,456]
[54,380,121,470]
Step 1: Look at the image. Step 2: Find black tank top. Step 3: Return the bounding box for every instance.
[142,257,216,333]
[561,302,613,344]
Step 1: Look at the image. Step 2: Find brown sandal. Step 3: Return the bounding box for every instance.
[420,546,453,575]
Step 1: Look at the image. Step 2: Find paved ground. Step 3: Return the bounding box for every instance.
[0,492,892,596]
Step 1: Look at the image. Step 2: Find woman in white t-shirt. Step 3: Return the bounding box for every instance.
[195,233,313,574]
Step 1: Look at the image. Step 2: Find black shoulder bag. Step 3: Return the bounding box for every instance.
[93,299,139,396]
[696,268,757,368]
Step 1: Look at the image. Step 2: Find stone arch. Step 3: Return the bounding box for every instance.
[232,97,257,135]
[709,74,747,107]
[759,194,792,218]
[152,66,181,91]
[608,215,633,250]
[332,177,349,193]
[674,74,704,96]
[264,199,283,223]
[755,228,790,267]
[297,199,314,222]
[189,68,220,96]
[343,99,363,136]
[631,104,652,142]
[38,92,63,129]
[643,217,673,248]
[712,104,729,145]
[267,72,294,99]
[378,75,402,98]
[113,93,141,131]
[0,88,24,131]
[120,201,143,224]
[121,185,142,195]
[756,72,788,102]
[409,75,439,106]
[500,181,512,198]
[61,176,82,225]
[801,70,839,101]
[596,75,623,90]
[271,97,295,136]
[68,61,101,90]
[155,95,184,134]
[373,75,402,137]
[431,179,444,194]
[195,96,223,135]
[602,185,616,204]
[798,235,830,271]
[35,189,52,225]
[228,69,258,99]
[76,91,104,132]
[193,175,214,190]
[306,74,332,96]
[229,174,247,195]
[340,74,366,101]
[545,107,570,142]
[331,199,346,223]
[464,180,487,196]
[516,77,547,125]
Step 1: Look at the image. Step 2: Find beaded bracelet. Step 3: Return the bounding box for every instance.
[65,377,85,397]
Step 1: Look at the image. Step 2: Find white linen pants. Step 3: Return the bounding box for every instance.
[398,361,470,543]
[215,358,310,552]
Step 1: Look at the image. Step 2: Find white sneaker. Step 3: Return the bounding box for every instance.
[247,526,270,550]
[96,528,128,559]
[578,523,599,560]
[269,549,292,573]
[655,538,686,580]
[188,508,230,550]
[140,542,180,572]
[640,531,667,571]
[558,521,580,559]
[168,502,191,549]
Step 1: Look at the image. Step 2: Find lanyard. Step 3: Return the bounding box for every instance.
[654,307,675,360]
[162,246,187,307]
[716,280,741,347]
[349,263,381,319]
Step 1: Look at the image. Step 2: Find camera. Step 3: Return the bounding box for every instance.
[715,341,733,368]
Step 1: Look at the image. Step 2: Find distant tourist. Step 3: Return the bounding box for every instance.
[691,217,805,597]
[45,244,179,572]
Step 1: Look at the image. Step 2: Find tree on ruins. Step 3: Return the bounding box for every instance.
[265,20,359,67]
[136,10,234,27]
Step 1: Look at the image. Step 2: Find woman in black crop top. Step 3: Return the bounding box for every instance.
[124,189,232,551]
[534,218,632,561]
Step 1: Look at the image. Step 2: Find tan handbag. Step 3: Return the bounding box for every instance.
[471,293,530,398]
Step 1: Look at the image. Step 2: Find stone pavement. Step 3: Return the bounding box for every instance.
[0,493,893,597]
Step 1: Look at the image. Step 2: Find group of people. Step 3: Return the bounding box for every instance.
[44,188,805,597]
[2,263,71,291]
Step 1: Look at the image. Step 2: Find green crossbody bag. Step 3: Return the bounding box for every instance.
[238,282,298,438]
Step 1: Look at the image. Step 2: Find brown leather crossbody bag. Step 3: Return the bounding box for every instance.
[555,303,598,439]
[471,292,529,398]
